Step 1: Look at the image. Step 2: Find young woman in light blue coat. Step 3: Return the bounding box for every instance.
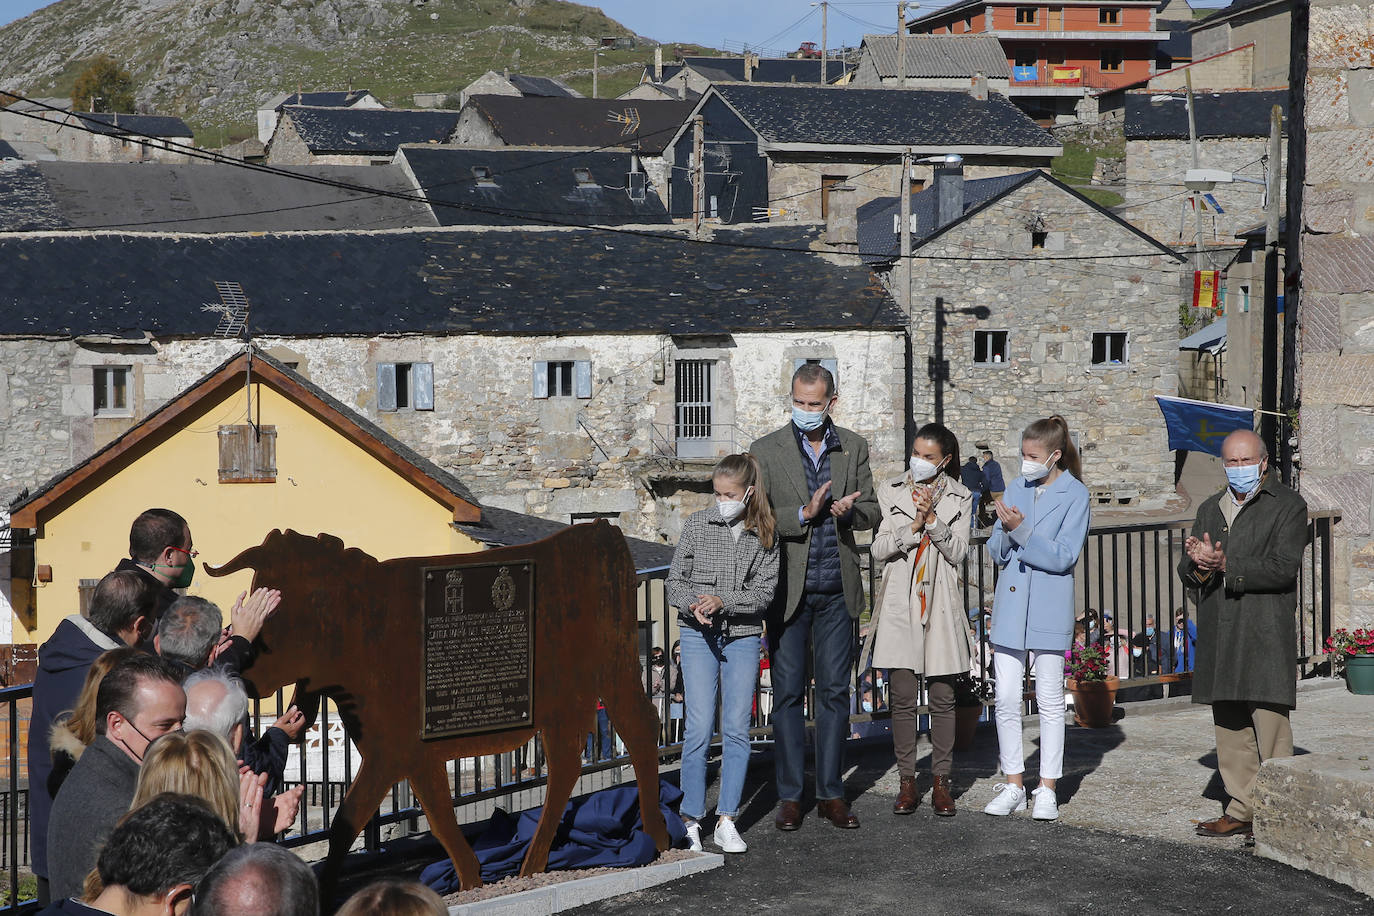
[982,415,1090,822]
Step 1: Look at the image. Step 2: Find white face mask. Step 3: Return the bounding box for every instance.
[1020,450,1060,482]
[717,486,753,523]
[1132,647,1143,658]
[908,455,945,482]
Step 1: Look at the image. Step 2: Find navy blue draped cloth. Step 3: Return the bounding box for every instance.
[419,779,688,891]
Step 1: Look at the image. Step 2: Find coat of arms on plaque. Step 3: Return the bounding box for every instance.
[491,566,515,611]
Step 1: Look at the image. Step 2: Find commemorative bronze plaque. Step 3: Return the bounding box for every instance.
[421,561,535,739]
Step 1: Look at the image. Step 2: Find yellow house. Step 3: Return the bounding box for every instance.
[8,349,486,646]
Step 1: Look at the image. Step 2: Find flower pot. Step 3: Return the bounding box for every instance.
[1067,676,1118,728]
[1344,655,1374,695]
[953,704,982,751]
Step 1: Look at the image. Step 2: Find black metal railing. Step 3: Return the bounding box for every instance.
[0,511,1340,912]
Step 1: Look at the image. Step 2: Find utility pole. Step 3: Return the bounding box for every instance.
[898,2,908,87]
[692,114,705,238]
[1261,103,1283,462]
[1184,70,1204,273]
[592,49,603,99]
[811,2,829,82]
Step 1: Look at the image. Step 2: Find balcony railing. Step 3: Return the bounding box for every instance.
[1009,63,1139,89]
[649,422,759,463]
[0,511,1340,912]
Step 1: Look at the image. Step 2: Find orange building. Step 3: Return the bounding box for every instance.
[908,0,1166,120]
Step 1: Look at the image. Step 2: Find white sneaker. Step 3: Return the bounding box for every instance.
[1031,786,1059,821]
[685,821,702,852]
[713,818,748,854]
[983,783,1027,816]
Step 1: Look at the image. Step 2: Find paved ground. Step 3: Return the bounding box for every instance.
[569,680,1374,915]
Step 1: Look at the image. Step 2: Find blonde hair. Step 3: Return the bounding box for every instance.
[131,730,241,838]
[714,453,776,550]
[1022,415,1083,480]
[53,647,141,750]
[335,879,448,916]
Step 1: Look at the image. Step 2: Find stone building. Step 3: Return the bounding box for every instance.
[663,83,1061,225]
[456,71,581,108]
[1092,44,1258,123]
[1121,88,1287,260]
[1297,0,1374,631]
[858,168,1186,505]
[0,224,906,545]
[0,102,195,163]
[265,107,462,166]
[1189,0,1292,88]
[255,89,383,144]
[849,34,1011,93]
[641,56,848,100]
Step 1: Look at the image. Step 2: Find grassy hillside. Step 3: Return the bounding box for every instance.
[0,0,708,146]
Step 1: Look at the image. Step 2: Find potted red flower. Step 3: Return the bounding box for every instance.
[1326,628,1374,695]
[1064,642,1118,727]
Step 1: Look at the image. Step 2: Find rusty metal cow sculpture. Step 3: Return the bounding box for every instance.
[206,521,669,893]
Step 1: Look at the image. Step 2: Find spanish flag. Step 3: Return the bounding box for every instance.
[1051,67,1082,84]
[1192,270,1219,313]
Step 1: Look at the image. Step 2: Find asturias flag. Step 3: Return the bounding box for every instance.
[1155,395,1254,456]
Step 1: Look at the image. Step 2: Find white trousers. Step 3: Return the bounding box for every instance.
[992,645,1066,780]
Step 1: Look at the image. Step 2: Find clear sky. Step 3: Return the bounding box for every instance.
[0,0,908,51]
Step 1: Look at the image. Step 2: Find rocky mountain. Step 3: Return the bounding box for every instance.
[0,0,651,142]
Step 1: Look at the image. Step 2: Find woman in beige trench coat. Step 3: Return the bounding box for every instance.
[862,423,974,816]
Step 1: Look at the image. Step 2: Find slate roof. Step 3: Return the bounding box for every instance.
[267,90,375,110]
[506,74,580,98]
[456,506,675,573]
[1123,89,1288,139]
[0,140,20,159]
[678,56,847,84]
[708,85,1057,150]
[9,348,480,518]
[0,225,903,337]
[279,106,462,154]
[0,161,436,232]
[462,96,695,155]
[74,112,194,139]
[856,170,1184,264]
[398,146,669,226]
[857,171,1040,263]
[1156,21,1194,60]
[859,34,1010,79]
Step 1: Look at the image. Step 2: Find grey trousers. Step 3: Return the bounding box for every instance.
[890,669,956,778]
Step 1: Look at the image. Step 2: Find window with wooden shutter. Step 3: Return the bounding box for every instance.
[377,362,434,411]
[533,361,587,398]
[793,357,839,389]
[218,425,278,483]
[78,579,100,618]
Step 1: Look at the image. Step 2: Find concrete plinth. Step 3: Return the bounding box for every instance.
[1253,751,1374,899]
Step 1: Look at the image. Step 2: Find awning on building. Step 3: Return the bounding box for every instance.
[1179,317,1227,355]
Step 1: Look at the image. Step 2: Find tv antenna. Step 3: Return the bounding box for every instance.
[607,107,640,136]
[203,281,250,339]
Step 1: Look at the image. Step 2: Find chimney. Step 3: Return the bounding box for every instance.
[654,47,663,82]
[934,160,964,230]
[746,52,758,82]
[825,183,859,257]
[970,70,988,101]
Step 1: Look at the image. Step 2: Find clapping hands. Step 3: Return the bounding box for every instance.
[1185,533,1226,573]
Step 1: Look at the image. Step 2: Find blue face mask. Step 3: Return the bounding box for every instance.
[792,405,827,432]
[1224,462,1263,497]
[1146,627,1155,637]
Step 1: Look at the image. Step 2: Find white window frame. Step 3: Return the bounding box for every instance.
[93,366,132,416]
[973,330,1009,365]
[1090,331,1129,366]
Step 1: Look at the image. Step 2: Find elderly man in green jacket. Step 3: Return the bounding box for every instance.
[1179,429,1307,838]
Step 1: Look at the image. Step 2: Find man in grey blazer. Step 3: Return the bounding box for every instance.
[751,363,879,830]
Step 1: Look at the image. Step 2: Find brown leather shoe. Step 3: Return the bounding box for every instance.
[774,799,803,831]
[932,774,956,817]
[1195,814,1252,837]
[893,776,920,814]
[817,798,860,829]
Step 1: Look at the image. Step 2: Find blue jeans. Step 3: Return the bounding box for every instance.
[770,591,852,802]
[679,627,760,820]
[585,707,611,761]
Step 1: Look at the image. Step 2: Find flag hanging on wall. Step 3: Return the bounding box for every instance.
[1192,270,1220,312]
[1155,396,1254,456]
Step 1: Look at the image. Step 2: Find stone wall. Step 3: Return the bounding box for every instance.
[1150,44,1255,91]
[0,330,907,545]
[893,176,1182,504]
[1192,7,1292,87]
[1122,136,1286,248]
[264,116,313,165]
[1298,0,1374,630]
